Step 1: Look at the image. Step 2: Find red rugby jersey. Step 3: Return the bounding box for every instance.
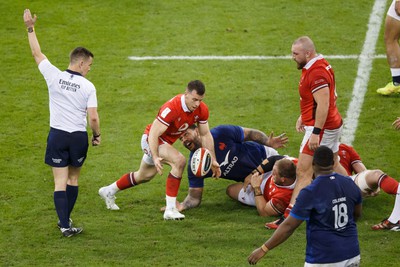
[338,143,362,175]
[299,55,342,129]
[263,172,295,215]
[145,94,209,145]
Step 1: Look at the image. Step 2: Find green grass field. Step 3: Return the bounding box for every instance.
[1,0,400,266]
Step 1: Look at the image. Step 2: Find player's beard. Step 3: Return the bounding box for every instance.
[296,60,306,69]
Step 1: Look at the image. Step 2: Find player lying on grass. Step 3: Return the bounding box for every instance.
[265,143,400,231]
[226,157,296,217]
[338,143,400,231]
[167,124,288,211]
[248,146,362,266]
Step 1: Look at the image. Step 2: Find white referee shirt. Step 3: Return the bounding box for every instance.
[38,59,98,133]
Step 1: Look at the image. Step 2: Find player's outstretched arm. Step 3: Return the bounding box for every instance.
[243,128,288,149]
[267,132,288,148]
[248,215,302,265]
[23,9,46,65]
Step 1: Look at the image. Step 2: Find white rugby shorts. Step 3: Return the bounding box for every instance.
[388,0,400,21]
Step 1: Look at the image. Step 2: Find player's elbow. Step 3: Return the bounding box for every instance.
[89,116,99,125]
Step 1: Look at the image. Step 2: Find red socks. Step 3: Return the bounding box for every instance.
[115,172,182,196]
[379,174,399,195]
[116,172,137,190]
[166,173,182,197]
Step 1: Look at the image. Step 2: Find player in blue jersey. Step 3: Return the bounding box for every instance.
[248,146,362,266]
[175,124,288,211]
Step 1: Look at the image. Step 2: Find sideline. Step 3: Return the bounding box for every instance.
[128,55,386,61]
[341,0,387,145]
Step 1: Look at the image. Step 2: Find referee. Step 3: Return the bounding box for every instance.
[24,9,101,237]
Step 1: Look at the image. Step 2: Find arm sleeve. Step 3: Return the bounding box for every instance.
[87,84,98,108]
[38,59,60,85]
[290,188,313,220]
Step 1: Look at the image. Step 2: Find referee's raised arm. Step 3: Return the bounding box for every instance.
[23,9,46,65]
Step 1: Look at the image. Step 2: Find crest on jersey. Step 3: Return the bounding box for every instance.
[219,142,226,150]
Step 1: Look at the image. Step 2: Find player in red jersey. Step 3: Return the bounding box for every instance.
[226,158,296,217]
[266,36,347,229]
[99,80,220,220]
[338,143,400,231]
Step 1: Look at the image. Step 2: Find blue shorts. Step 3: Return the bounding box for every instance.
[45,128,89,167]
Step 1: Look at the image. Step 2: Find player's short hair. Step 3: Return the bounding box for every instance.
[313,146,334,167]
[276,159,296,180]
[293,36,315,52]
[187,80,205,95]
[70,47,94,64]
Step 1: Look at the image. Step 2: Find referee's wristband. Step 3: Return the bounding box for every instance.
[93,133,101,138]
[27,27,34,33]
[312,127,321,135]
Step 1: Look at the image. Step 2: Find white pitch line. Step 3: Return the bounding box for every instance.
[128,54,386,61]
[128,0,386,146]
[341,0,387,146]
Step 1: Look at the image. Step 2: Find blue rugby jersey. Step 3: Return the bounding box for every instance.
[188,125,277,188]
[291,173,362,264]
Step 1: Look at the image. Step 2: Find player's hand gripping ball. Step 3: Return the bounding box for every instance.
[190,148,212,177]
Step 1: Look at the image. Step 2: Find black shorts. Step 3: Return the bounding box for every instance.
[45,128,89,167]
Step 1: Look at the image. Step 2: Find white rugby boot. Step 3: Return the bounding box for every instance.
[98,186,120,210]
[163,208,185,220]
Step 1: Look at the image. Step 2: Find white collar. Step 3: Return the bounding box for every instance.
[304,54,324,70]
[181,94,190,112]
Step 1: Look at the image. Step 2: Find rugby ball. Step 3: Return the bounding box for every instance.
[190,148,212,177]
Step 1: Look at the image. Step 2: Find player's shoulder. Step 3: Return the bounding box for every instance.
[212,125,241,139]
[339,143,352,150]
[213,124,239,132]
[160,94,182,111]
[167,94,183,105]
[308,57,331,73]
[38,58,59,72]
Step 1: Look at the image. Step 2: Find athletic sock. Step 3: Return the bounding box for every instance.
[165,173,182,209]
[390,68,400,85]
[379,174,399,195]
[54,191,69,228]
[166,195,177,210]
[116,172,137,190]
[66,185,78,219]
[388,185,400,224]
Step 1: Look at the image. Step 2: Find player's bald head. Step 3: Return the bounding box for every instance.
[293,36,316,53]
